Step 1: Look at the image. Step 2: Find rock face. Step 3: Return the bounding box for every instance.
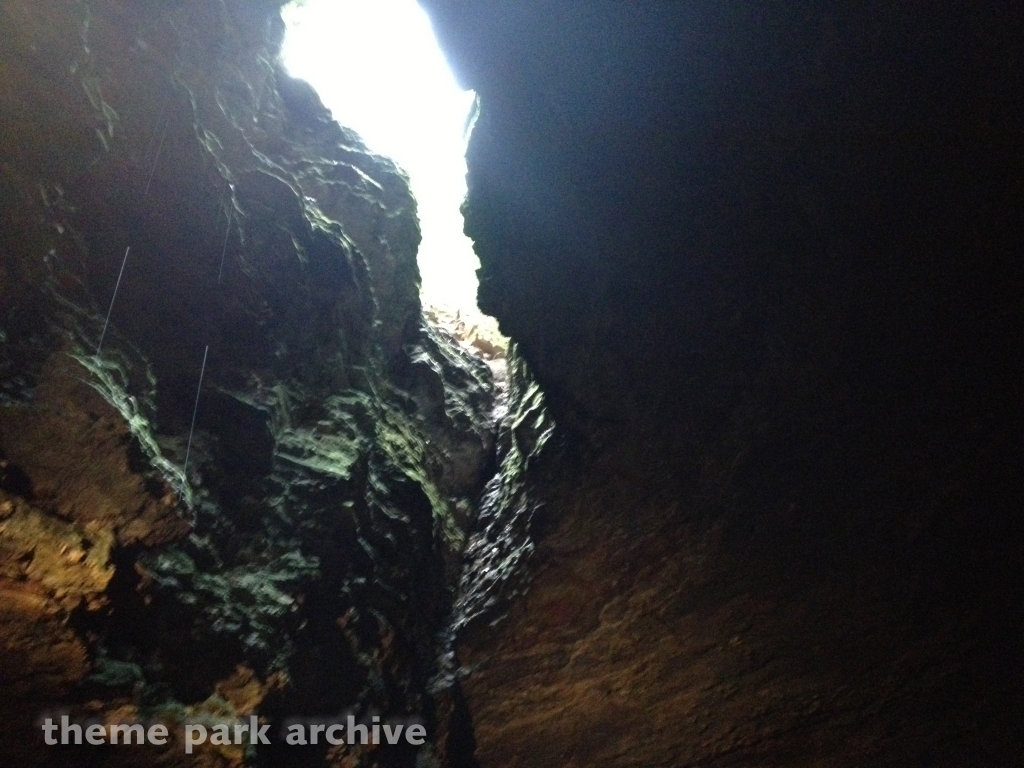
[0,1,498,765]
[422,2,1024,766]
[2,1,1022,767]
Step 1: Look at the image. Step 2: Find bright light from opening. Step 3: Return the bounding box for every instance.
[280,0,482,318]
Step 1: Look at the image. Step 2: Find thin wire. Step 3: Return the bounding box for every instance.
[182,344,209,481]
[217,209,231,284]
[142,101,168,169]
[143,125,168,197]
[96,246,131,355]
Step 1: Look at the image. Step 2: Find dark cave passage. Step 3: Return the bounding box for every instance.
[0,1,1021,766]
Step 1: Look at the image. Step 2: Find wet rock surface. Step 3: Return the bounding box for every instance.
[424,2,1023,766]
[0,1,499,765]
[2,1,1022,766]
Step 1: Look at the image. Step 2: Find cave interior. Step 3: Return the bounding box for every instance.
[0,1,1021,767]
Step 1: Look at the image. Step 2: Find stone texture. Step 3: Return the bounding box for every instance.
[2,1,1022,766]
[0,1,499,765]
[422,2,1024,766]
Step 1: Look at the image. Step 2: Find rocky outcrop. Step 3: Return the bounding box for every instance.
[2,1,1022,766]
[0,1,498,765]
[423,2,1024,766]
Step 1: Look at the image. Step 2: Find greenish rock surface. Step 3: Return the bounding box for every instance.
[0,1,513,765]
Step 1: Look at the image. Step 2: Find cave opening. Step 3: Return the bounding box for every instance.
[280,0,503,347]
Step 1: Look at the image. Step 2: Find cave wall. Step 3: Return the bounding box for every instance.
[421,1,1024,765]
[0,1,499,766]
[1,0,1022,765]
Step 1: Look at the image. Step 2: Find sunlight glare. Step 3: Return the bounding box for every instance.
[280,0,482,316]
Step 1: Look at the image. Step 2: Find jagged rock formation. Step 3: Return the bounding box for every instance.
[2,1,1022,766]
[423,2,1024,766]
[0,1,501,766]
